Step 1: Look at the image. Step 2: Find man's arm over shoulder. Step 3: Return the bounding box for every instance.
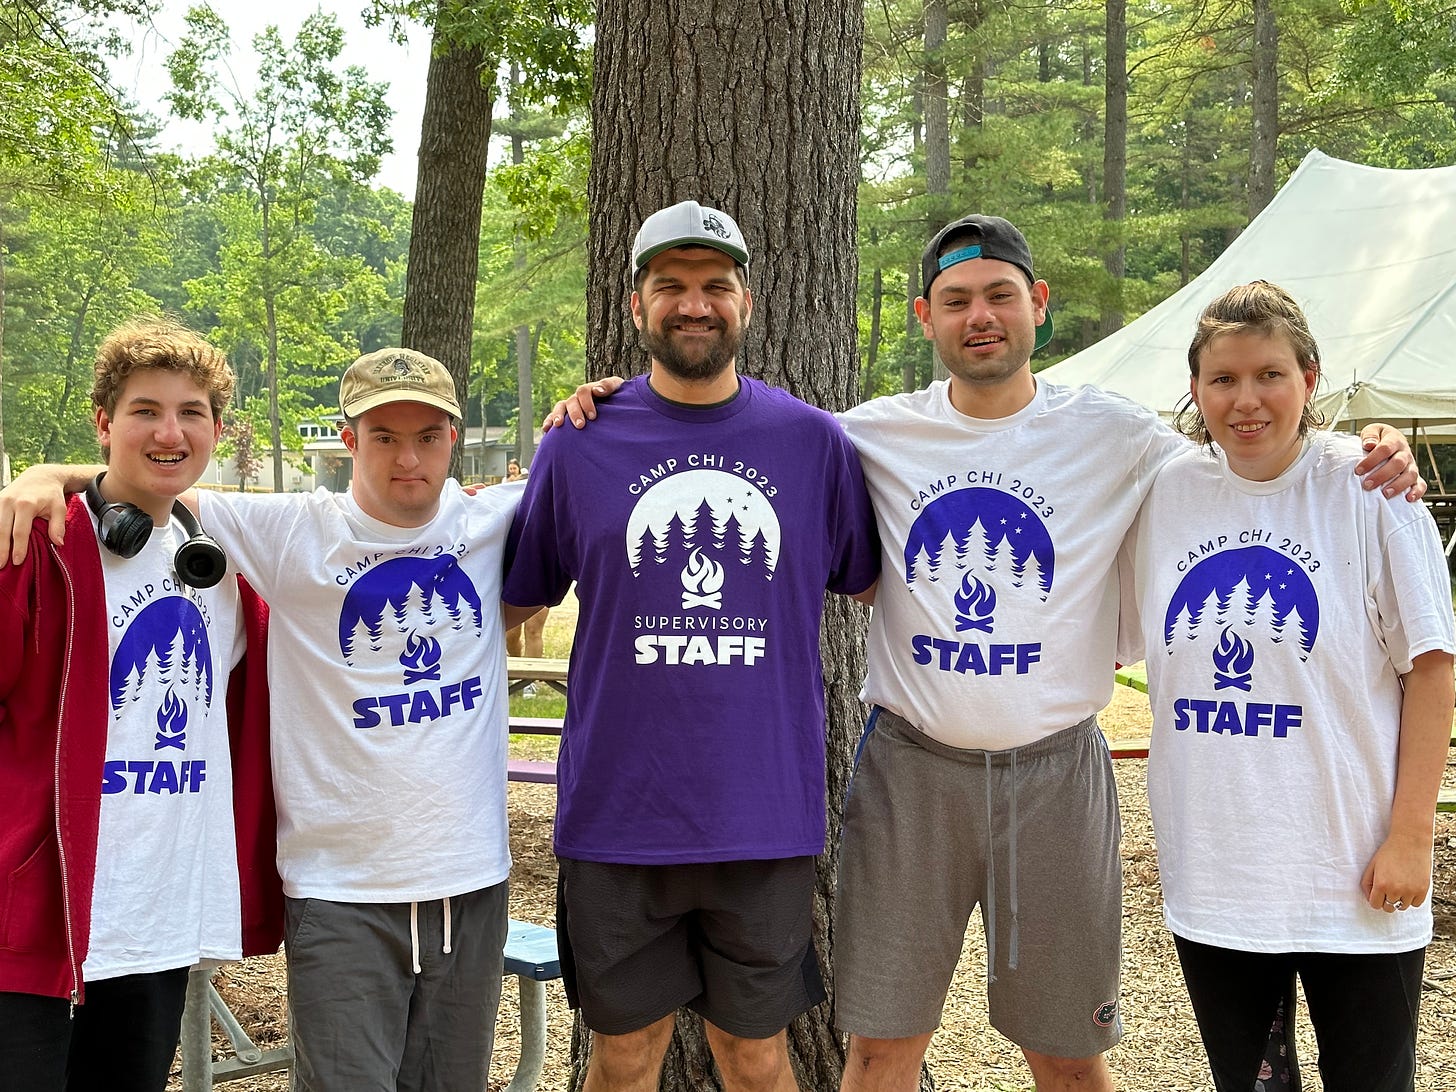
[502,432,576,611]
[0,463,104,565]
[193,489,319,598]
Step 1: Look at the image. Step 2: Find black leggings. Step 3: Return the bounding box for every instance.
[0,966,190,1092]
[1174,935,1424,1092]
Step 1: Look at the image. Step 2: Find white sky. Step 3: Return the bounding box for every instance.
[109,1,431,197]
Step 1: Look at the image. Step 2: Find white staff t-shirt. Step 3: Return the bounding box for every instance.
[86,515,246,980]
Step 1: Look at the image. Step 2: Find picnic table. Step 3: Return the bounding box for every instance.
[507,655,569,697]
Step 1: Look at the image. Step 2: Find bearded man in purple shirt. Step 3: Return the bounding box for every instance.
[503,201,880,1092]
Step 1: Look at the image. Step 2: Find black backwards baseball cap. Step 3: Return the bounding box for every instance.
[631,200,750,275]
[921,215,1055,351]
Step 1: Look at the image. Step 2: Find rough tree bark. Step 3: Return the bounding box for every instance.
[923,0,949,237]
[509,65,536,468]
[924,0,950,383]
[0,216,7,483]
[1248,0,1278,220]
[1100,0,1127,337]
[583,0,867,1088]
[400,3,495,479]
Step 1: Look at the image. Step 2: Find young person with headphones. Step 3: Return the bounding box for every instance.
[0,318,281,1091]
[0,346,532,1092]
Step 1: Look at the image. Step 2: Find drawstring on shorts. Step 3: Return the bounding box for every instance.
[981,749,1022,985]
[408,896,454,975]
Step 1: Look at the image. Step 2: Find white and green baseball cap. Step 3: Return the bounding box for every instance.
[630,200,750,274]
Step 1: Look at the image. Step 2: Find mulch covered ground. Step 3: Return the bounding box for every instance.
[172,683,1456,1091]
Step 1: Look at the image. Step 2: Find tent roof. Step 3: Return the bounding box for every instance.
[1041,150,1456,429]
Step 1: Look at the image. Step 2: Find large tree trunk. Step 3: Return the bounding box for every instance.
[0,215,9,483]
[923,0,949,237]
[1100,0,1127,338]
[902,258,920,394]
[1248,0,1278,219]
[586,0,866,1087]
[509,63,536,468]
[401,5,495,479]
[924,0,950,383]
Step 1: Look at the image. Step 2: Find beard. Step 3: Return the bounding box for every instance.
[639,310,747,383]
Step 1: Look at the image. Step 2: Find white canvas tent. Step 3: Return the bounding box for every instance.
[1042,150,1456,433]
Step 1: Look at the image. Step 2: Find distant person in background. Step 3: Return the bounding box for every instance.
[1128,281,1454,1092]
[501,457,548,659]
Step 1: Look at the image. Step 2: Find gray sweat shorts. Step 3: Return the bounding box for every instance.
[834,709,1124,1059]
[284,882,509,1092]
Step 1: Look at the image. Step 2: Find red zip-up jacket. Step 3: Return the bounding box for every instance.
[0,496,282,1003]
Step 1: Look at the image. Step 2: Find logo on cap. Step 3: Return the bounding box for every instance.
[938,244,983,272]
[703,214,731,239]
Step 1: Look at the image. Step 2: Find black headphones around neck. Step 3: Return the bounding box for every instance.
[84,473,228,589]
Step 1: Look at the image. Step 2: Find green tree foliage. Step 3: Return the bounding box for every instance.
[853,0,1456,392]
[166,6,394,489]
[472,122,588,444]
[1,0,153,476]
[2,173,174,466]
[0,0,137,198]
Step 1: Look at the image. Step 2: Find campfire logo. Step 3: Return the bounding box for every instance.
[954,575,997,633]
[903,487,1056,633]
[1213,627,1255,691]
[1162,544,1320,691]
[681,548,726,610]
[110,596,215,753]
[625,468,780,610]
[339,555,483,683]
[155,689,188,750]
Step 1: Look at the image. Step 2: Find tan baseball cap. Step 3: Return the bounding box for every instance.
[339,347,462,419]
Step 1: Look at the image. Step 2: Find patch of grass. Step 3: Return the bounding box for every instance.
[510,689,566,721]
[509,688,564,760]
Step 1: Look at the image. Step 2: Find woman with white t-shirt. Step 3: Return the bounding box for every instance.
[1129,281,1454,1092]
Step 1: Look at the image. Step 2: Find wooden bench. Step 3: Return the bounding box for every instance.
[1115,664,1148,694]
[179,919,563,1092]
[507,715,563,785]
[1105,737,1150,760]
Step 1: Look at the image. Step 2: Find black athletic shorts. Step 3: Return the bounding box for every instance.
[556,856,825,1038]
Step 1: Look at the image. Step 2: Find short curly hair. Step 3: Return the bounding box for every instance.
[91,317,236,421]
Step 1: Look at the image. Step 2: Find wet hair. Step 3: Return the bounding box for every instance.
[92,316,235,421]
[1173,280,1324,445]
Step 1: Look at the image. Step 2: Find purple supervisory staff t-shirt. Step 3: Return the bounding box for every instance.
[503,375,880,865]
